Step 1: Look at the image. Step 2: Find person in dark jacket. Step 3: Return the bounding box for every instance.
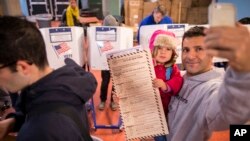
[0,16,97,141]
[137,5,173,43]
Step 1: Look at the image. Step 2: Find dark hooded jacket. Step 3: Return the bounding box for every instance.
[9,58,97,141]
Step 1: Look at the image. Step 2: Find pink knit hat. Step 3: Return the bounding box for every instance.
[149,30,177,51]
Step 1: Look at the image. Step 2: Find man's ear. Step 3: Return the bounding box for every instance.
[15,60,32,75]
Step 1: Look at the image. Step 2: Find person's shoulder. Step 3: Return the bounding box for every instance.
[141,15,153,23]
[163,16,172,20]
[213,67,225,77]
[161,16,173,23]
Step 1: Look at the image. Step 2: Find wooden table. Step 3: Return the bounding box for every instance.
[79,16,99,24]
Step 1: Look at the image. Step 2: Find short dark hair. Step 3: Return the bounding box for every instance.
[238,17,250,24]
[0,16,48,71]
[153,5,166,16]
[182,26,206,46]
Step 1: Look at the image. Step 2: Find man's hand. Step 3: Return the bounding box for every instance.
[204,23,250,72]
[0,118,15,140]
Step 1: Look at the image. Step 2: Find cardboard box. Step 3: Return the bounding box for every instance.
[158,0,167,6]
[165,0,172,15]
[0,4,3,16]
[124,0,143,26]
[128,0,143,27]
[170,4,189,23]
[192,0,212,7]
[2,0,22,16]
[187,7,208,24]
[172,0,192,8]
[129,8,142,27]
[124,0,129,25]
[156,0,172,15]
[142,2,158,19]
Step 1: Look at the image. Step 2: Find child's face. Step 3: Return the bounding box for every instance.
[154,46,173,64]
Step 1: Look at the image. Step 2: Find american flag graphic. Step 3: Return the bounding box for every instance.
[54,42,70,55]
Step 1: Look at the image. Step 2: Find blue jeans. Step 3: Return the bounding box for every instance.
[154,135,167,141]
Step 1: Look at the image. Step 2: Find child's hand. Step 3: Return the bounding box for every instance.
[153,78,168,91]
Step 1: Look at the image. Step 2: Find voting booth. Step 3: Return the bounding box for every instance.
[139,24,228,64]
[40,27,84,69]
[88,26,134,70]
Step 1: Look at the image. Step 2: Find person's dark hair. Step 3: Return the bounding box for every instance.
[103,15,120,26]
[153,5,166,16]
[0,16,48,72]
[238,17,250,24]
[182,26,206,46]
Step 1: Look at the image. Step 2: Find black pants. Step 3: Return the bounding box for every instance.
[100,70,114,102]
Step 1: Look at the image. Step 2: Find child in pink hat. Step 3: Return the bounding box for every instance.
[150,30,183,141]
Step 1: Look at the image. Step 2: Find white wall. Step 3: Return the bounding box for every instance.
[218,0,250,20]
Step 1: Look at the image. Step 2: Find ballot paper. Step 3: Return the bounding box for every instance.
[106,46,168,140]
